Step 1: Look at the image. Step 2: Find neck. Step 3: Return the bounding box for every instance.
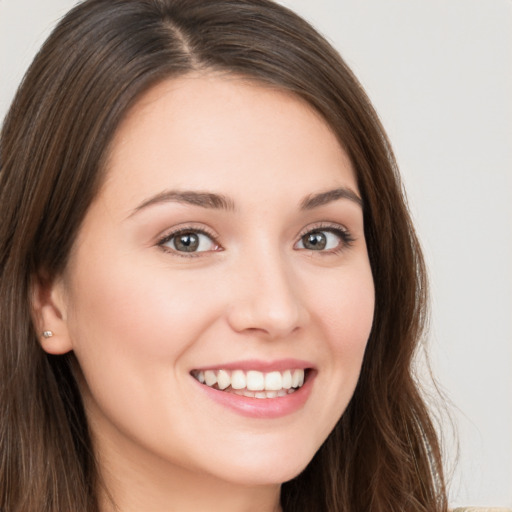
[99,469,282,512]
[99,468,282,512]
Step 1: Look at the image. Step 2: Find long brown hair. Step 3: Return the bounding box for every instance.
[0,1,447,510]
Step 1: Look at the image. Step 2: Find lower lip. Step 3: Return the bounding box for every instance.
[194,372,315,419]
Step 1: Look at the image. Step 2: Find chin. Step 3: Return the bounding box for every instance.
[203,443,317,487]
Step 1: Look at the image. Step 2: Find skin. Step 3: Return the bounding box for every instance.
[35,73,375,512]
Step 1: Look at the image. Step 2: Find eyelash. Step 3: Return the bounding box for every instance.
[156,222,355,257]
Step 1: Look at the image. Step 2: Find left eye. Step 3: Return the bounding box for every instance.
[160,231,218,253]
[296,229,345,251]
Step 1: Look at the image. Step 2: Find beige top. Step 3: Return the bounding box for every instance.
[452,508,512,511]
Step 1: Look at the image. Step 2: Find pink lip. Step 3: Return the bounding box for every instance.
[192,366,317,419]
[192,358,313,372]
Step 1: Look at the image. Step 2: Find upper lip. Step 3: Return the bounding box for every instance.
[191,358,314,373]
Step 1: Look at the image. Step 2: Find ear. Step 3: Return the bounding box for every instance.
[31,272,74,355]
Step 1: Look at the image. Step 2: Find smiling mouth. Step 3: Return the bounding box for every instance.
[191,368,308,399]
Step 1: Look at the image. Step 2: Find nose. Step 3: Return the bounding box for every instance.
[226,249,309,339]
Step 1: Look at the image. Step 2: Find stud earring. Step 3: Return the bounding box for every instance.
[42,330,54,338]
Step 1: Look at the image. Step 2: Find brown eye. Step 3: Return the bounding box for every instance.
[160,230,218,253]
[301,232,327,250]
[174,232,200,252]
[296,227,352,252]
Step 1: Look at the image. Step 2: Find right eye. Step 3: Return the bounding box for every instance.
[158,229,219,254]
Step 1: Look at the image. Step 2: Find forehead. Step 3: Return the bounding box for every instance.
[101,72,357,211]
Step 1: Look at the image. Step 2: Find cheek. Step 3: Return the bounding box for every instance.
[312,264,375,354]
[65,252,223,367]
[62,253,226,451]
[310,261,374,404]
[290,262,374,448]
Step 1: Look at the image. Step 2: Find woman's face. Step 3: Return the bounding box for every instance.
[53,74,374,488]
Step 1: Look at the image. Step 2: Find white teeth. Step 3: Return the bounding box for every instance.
[231,370,246,390]
[291,369,301,388]
[194,368,307,395]
[217,369,230,390]
[264,371,282,391]
[282,370,292,389]
[204,370,217,387]
[246,371,265,391]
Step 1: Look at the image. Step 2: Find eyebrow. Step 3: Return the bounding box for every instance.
[129,186,362,218]
[129,190,236,217]
[300,187,363,210]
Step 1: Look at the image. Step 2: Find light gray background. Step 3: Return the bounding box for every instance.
[1,0,511,507]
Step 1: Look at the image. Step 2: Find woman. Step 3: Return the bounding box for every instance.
[0,0,446,510]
